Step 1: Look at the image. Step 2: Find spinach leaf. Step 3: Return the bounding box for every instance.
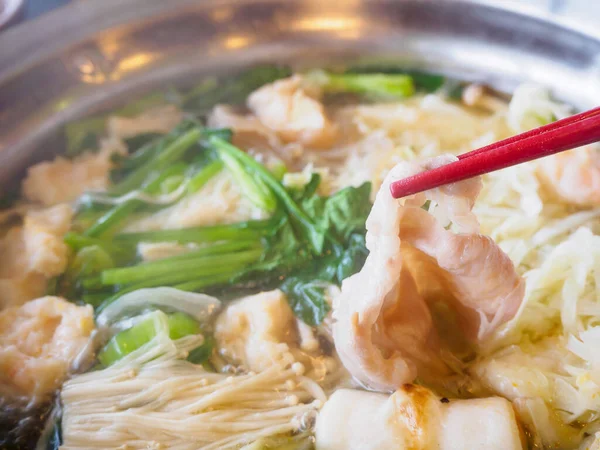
[187,335,216,365]
[65,116,105,157]
[280,233,368,326]
[302,181,371,242]
[123,132,164,152]
[334,233,369,283]
[281,278,331,326]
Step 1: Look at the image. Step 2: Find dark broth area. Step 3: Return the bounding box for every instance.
[0,398,55,449]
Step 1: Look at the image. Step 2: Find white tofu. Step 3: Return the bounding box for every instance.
[315,387,524,450]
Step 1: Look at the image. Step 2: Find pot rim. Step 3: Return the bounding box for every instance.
[0,0,598,83]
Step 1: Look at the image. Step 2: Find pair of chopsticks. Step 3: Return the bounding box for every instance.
[390,106,600,199]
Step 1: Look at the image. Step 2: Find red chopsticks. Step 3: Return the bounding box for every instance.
[389,106,600,199]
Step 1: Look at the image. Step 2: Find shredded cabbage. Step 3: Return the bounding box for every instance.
[507,83,571,133]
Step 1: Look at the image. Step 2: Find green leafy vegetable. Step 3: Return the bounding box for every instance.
[51,245,116,301]
[344,64,446,93]
[187,335,215,365]
[109,124,203,195]
[115,218,273,245]
[209,136,327,254]
[307,70,415,99]
[335,233,369,282]
[281,278,332,326]
[63,232,135,263]
[84,163,189,238]
[101,245,263,286]
[187,159,224,193]
[60,104,373,327]
[218,146,277,212]
[65,117,105,157]
[280,233,368,325]
[301,181,371,242]
[408,71,446,92]
[123,132,164,152]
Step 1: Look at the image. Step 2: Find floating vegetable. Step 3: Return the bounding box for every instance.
[97,310,202,366]
[96,287,221,328]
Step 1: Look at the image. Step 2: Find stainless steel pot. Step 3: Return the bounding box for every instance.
[0,0,599,191]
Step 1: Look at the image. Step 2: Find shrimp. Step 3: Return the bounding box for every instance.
[332,156,525,391]
[538,145,600,207]
[0,296,94,400]
[247,75,338,148]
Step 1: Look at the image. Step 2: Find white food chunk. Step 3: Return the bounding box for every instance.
[22,204,73,277]
[107,105,183,139]
[136,242,199,262]
[248,76,338,148]
[0,273,47,311]
[507,84,570,133]
[0,204,73,308]
[214,290,297,372]
[0,296,94,399]
[22,145,122,206]
[315,386,524,450]
[209,104,282,150]
[439,397,524,450]
[124,171,264,232]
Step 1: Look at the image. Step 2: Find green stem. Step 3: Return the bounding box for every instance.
[84,163,188,238]
[110,127,202,195]
[218,148,277,212]
[174,273,239,291]
[115,219,273,245]
[187,160,224,194]
[135,239,262,266]
[209,137,325,253]
[63,232,134,263]
[83,200,142,238]
[309,71,415,99]
[81,275,103,289]
[101,248,263,286]
[82,291,113,307]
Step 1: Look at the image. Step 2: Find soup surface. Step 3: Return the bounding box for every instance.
[1,67,599,450]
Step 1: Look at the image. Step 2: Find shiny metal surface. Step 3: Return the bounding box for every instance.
[0,0,24,30]
[0,0,599,191]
